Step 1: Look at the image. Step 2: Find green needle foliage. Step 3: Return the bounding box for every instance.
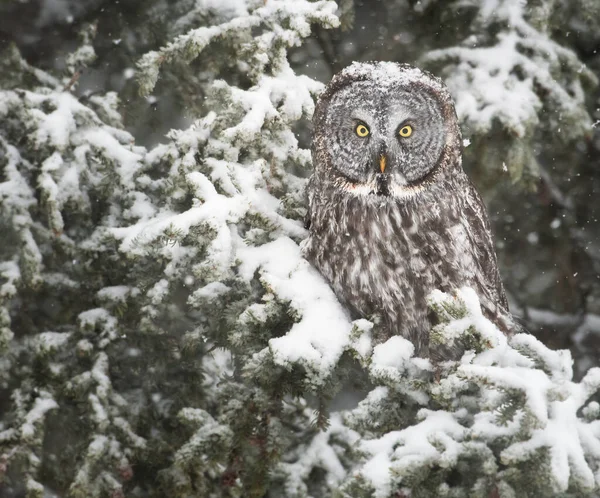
[0,1,599,497]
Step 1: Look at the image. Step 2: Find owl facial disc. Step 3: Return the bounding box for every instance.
[315,62,459,201]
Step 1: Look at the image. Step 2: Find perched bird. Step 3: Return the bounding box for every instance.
[303,61,509,359]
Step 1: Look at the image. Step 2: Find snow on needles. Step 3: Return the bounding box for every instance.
[124,1,600,490]
[352,288,600,495]
[239,237,354,385]
[136,0,339,96]
[423,0,596,140]
[361,410,466,498]
[110,1,352,387]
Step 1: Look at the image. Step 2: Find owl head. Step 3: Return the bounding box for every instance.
[312,62,462,199]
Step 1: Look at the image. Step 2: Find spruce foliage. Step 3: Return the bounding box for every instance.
[0,1,599,497]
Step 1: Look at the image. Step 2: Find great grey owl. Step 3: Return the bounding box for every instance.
[303,62,509,359]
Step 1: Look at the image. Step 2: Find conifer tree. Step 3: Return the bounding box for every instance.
[0,1,599,497]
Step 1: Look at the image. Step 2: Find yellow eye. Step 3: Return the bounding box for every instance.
[399,125,413,138]
[355,124,370,137]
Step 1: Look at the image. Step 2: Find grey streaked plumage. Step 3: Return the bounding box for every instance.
[303,62,509,359]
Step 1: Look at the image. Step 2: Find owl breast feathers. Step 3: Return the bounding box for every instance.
[303,61,510,359]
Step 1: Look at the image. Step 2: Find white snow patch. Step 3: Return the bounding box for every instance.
[21,394,59,440]
[360,410,465,497]
[372,336,415,369]
[239,237,353,384]
[97,285,137,302]
[193,281,230,300]
[33,332,71,355]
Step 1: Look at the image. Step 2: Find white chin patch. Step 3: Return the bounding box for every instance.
[338,179,426,199]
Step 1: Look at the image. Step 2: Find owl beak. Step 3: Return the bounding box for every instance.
[379,154,387,173]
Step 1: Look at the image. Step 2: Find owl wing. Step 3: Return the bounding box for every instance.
[463,179,509,312]
[304,174,317,230]
[304,208,311,230]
